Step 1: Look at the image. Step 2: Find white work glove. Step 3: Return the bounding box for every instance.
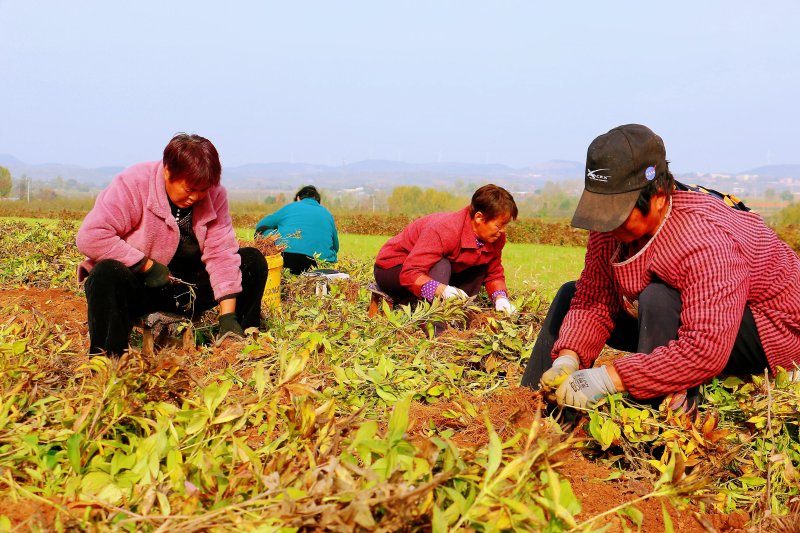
[540,355,579,392]
[494,297,516,315]
[555,366,617,409]
[441,285,468,300]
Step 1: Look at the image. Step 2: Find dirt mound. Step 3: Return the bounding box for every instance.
[1,287,88,338]
[408,387,547,448]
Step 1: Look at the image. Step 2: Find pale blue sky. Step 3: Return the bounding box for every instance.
[1,1,798,173]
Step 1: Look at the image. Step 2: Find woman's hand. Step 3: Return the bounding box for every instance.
[540,354,579,391]
[141,260,170,288]
[555,366,618,409]
[441,285,468,299]
[494,297,516,315]
[217,312,245,344]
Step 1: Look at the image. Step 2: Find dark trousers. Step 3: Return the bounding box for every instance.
[283,252,317,275]
[373,259,488,306]
[520,281,768,399]
[85,247,268,356]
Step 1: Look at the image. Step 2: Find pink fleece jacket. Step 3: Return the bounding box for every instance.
[76,161,242,301]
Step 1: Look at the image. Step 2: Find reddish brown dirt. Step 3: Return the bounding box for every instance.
[0,287,256,374]
[408,387,547,448]
[2,287,754,531]
[0,497,58,530]
[555,449,751,532]
[1,286,89,345]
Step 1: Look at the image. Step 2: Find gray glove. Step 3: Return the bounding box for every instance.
[555,366,617,409]
[540,355,579,391]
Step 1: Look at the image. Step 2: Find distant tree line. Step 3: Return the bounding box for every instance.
[252,182,580,220]
[0,166,101,201]
[0,166,11,197]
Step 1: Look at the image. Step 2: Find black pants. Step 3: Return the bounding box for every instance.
[373,259,488,306]
[85,247,268,356]
[520,281,768,399]
[283,252,317,275]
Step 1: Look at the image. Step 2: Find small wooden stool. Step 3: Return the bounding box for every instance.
[135,312,195,357]
[367,283,394,317]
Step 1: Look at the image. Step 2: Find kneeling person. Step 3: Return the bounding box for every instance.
[522,124,800,411]
[255,185,339,275]
[373,184,518,316]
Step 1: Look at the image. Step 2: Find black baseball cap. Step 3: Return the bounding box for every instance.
[571,124,667,232]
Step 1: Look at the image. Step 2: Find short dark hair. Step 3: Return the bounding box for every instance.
[163,133,221,189]
[469,184,518,220]
[295,185,321,202]
[634,163,675,215]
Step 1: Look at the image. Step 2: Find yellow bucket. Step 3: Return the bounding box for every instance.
[263,253,283,314]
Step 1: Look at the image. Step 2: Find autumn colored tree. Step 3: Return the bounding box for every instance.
[387,186,463,216]
[0,166,11,197]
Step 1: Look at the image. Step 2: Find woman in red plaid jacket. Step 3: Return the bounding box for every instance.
[522,124,800,412]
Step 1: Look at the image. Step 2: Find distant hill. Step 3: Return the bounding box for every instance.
[3,154,799,194]
[0,154,23,166]
[225,159,578,190]
[0,156,585,190]
[738,164,800,178]
[0,157,124,186]
[225,159,519,184]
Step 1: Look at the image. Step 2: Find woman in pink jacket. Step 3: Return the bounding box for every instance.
[76,133,268,356]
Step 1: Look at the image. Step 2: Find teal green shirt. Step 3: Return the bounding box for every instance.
[255,198,339,262]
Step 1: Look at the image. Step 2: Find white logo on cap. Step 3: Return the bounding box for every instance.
[587,168,610,182]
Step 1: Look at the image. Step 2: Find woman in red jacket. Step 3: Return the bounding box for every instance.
[374,184,518,317]
[76,133,268,356]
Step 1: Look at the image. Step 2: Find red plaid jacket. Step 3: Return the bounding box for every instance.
[553,191,800,398]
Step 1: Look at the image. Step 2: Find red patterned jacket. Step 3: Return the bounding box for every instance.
[553,191,800,398]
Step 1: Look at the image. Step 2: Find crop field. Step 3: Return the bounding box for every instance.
[1,218,799,531]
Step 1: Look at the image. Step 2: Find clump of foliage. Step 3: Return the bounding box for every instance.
[0,220,83,287]
[0,312,579,531]
[0,166,12,197]
[772,202,800,227]
[579,371,800,527]
[0,221,598,531]
[773,225,800,253]
[2,218,799,531]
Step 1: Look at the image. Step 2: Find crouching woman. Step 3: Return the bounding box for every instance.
[373,184,518,315]
[76,133,268,356]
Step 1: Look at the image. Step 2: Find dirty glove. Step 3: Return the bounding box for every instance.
[217,312,245,342]
[441,285,468,300]
[540,355,579,392]
[555,366,617,409]
[142,260,171,288]
[494,297,516,315]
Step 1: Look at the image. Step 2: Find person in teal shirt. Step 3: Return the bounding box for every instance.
[255,185,339,274]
